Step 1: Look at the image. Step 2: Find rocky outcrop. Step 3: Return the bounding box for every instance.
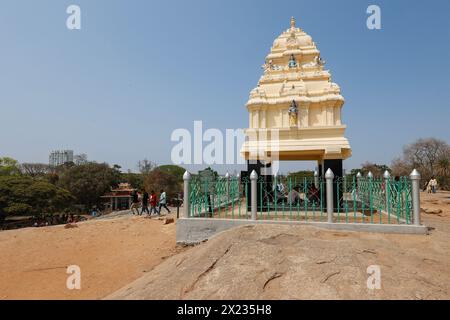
[106,224,450,300]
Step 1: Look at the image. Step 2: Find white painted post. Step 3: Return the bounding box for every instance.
[250,170,258,220]
[356,171,362,200]
[383,170,390,212]
[314,169,319,188]
[410,169,421,226]
[183,171,191,218]
[367,171,374,215]
[325,168,334,223]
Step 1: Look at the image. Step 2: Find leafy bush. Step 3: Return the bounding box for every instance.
[0,175,74,222]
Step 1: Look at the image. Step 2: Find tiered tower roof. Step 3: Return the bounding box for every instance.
[247,17,343,109]
[241,17,352,162]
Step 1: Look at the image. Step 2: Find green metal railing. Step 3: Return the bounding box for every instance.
[336,176,412,224]
[189,176,249,219]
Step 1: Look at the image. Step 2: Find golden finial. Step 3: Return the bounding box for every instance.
[290,17,296,29]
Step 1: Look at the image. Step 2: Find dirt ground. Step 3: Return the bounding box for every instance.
[108,191,450,300]
[1,192,450,300]
[0,210,184,300]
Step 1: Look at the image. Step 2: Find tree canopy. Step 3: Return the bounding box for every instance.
[349,162,391,178]
[0,157,21,176]
[0,175,74,222]
[143,169,182,199]
[20,163,50,177]
[57,162,121,208]
[156,165,186,183]
[391,138,449,188]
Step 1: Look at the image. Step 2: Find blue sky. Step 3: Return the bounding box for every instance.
[0,0,449,174]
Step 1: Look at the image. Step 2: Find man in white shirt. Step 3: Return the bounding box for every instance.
[429,177,438,194]
[158,189,171,215]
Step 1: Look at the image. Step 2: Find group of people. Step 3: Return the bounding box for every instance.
[130,189,171,216]
[33,213,83,227]
[273,182,320,205]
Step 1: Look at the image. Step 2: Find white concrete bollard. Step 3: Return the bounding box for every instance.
[314,170,319,188]
[410,169,421,226]
[383,170,390,212]
[183,171,191,218]
[250,170,258,220]
[325,168,334,223]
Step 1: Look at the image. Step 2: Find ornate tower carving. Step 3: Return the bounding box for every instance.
[241,17,352,162]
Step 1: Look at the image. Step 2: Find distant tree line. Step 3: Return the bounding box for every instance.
[0,157,185,225]
[348,138,449,189]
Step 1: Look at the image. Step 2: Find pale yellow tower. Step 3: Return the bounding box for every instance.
[241,17,352,163]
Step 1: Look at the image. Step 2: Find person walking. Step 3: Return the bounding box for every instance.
[130,189,140,215]
[141,190,150,215]
[429,177,438,194]
[158,189,171,215]
[149,190,158,215]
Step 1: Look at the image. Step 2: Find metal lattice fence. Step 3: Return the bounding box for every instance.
[185,170,420,226]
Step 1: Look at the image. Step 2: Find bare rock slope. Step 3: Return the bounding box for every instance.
[107,223,450,300]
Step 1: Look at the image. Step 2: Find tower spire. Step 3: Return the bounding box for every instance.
[290,16,296,29]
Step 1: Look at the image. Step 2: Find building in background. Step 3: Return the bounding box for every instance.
[49,150,74,167]
[101,183,135,211]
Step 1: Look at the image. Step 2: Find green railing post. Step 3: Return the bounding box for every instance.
[245,179,249,219]
[274,174,278,218]
[303,177,307,220]
[353,175,357,222]
[250,170,258,220]
[368,171,373,224]
[337,178,341,222]
[289,176,293,219]
[356,172,362,222]
[320,178,324,221]
[259,178,263,218]
[183,171,191,218]
[237,173,241,218]
[387,176,391,224]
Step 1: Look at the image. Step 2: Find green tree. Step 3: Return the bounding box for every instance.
[137,159,157,175]
[0,175,74,224]
[57,162,121,209]
[391,137,450,189]
[121,172,144,190]
[20,163,50,177]
[287,170,314,181]
[0,157,21,176]
[143,169,181,202]
[156,165,186,183]
[349,162,391,178]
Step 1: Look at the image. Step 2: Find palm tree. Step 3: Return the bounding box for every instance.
[436,157,449,176]
[436,157,450,190]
